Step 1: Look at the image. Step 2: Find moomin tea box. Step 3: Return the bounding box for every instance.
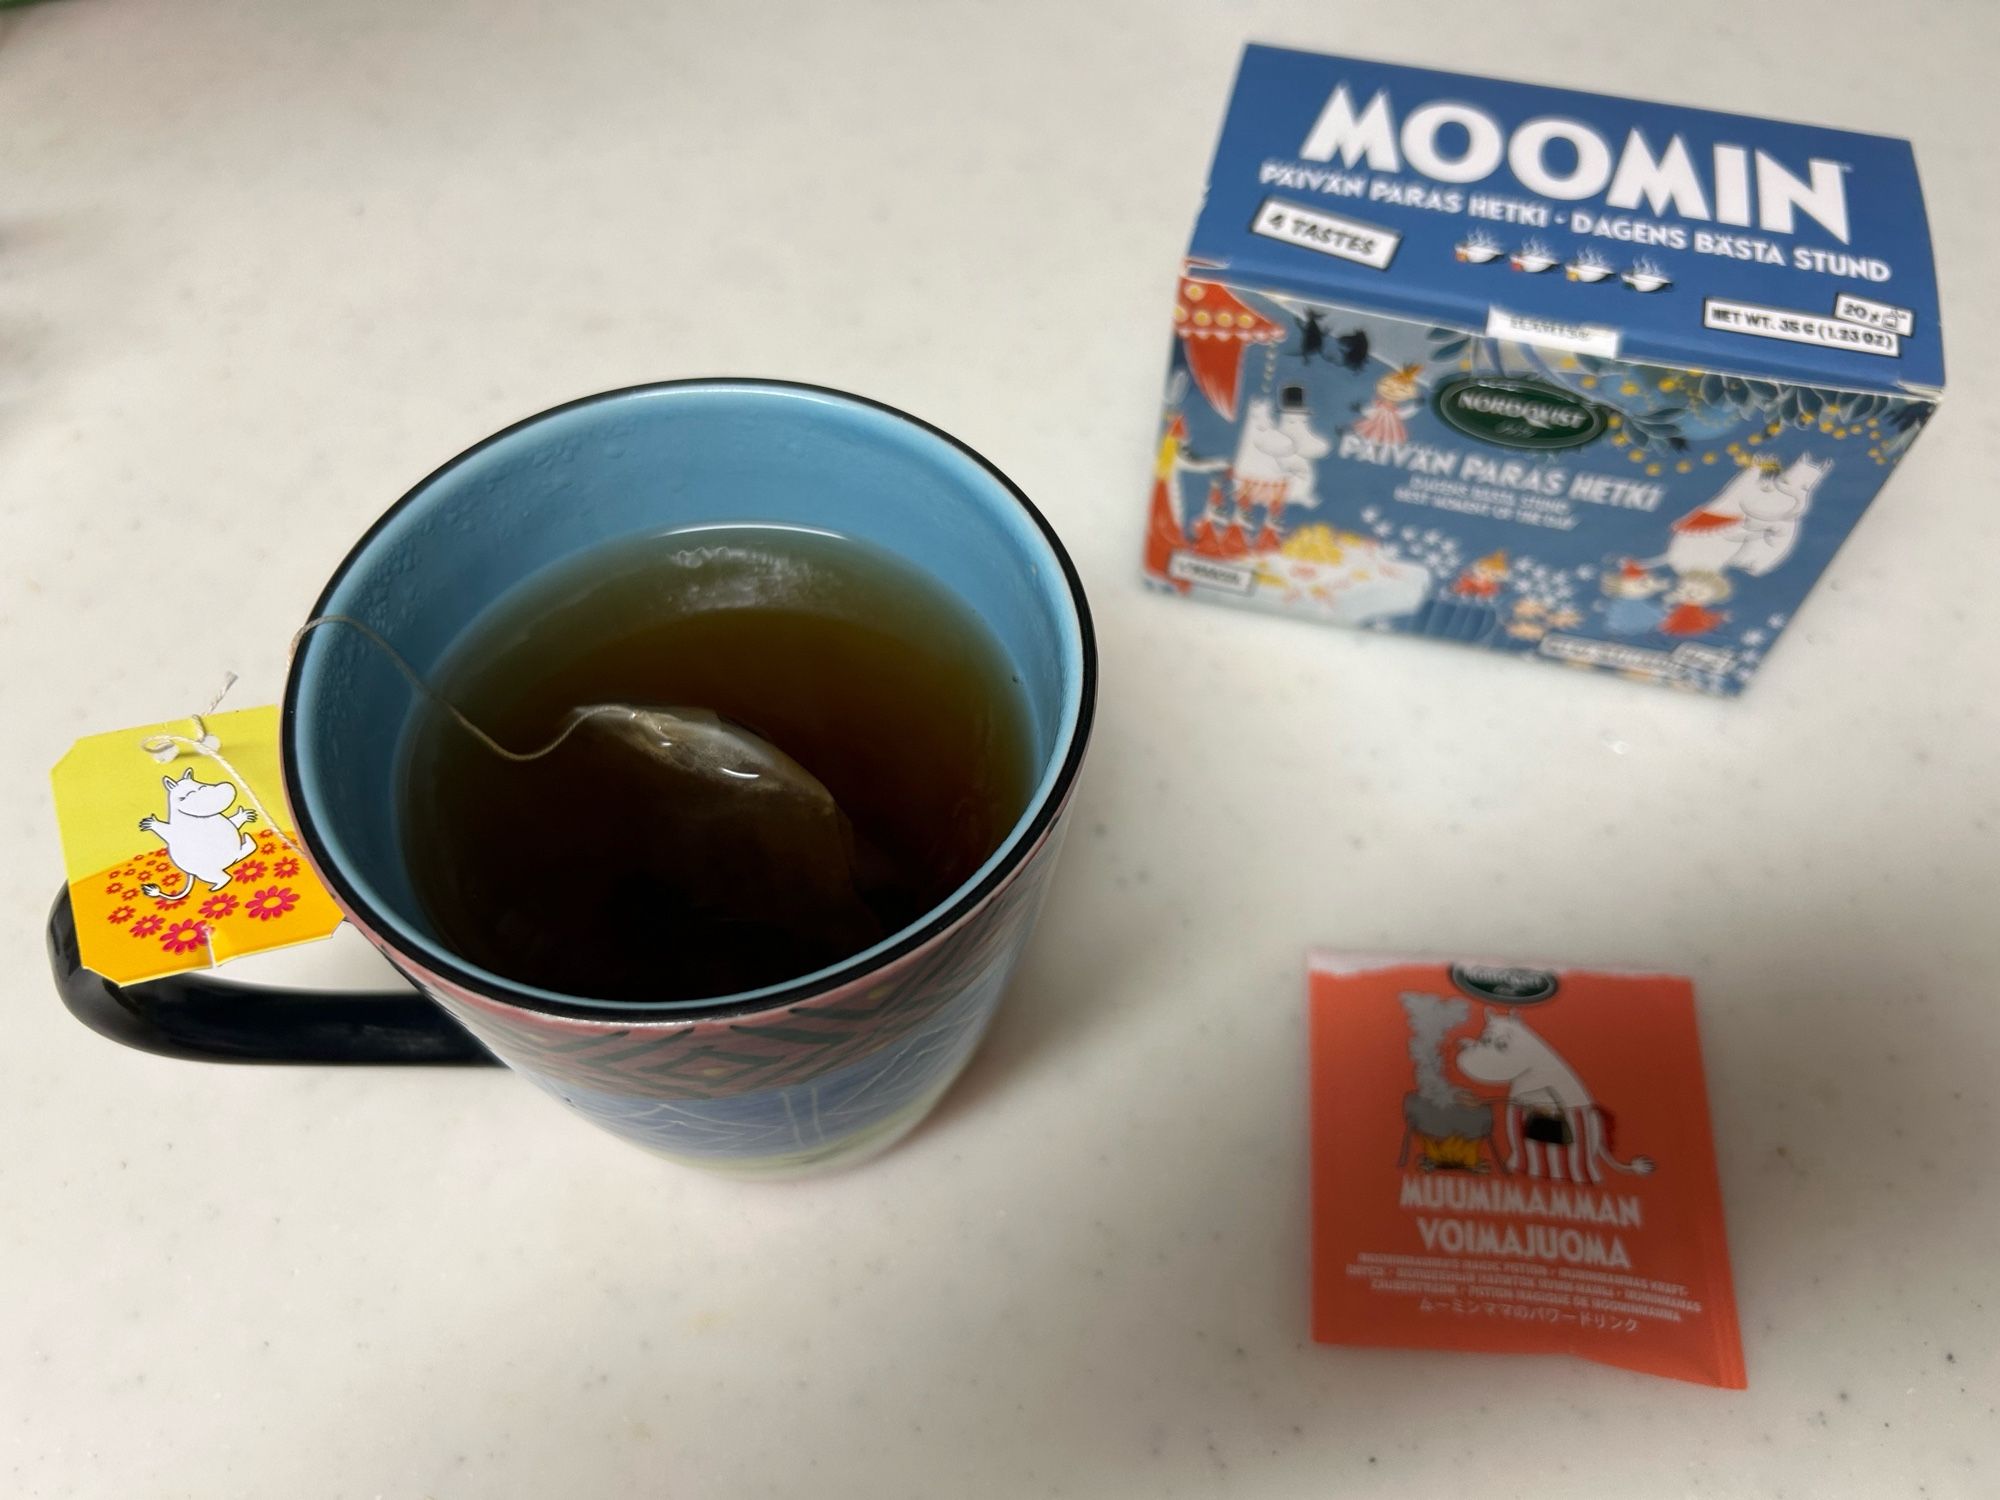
[1145,46,1943,694]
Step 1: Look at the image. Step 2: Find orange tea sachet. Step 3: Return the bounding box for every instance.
[1309,953,1745,1388]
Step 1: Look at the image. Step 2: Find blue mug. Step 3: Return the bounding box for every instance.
[50,381,1095,1176]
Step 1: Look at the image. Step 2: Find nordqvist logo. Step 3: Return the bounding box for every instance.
[1433,377,1608,450]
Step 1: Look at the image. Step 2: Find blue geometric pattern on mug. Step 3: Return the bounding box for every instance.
[535,953,1012,1160]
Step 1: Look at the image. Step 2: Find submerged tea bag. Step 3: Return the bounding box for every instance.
[561,705,883,953]
[297,616,886,985]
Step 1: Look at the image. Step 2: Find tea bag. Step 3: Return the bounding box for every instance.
[295,616,885,961]
[552,703,885,953]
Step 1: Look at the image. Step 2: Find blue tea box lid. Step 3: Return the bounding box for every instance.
[1192,46,1942,395]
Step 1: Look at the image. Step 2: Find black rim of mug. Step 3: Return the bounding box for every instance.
[280,377,1098,1024]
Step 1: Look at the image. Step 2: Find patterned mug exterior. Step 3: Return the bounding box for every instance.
[283,381,1094,1175]
[384,814,1068,1173]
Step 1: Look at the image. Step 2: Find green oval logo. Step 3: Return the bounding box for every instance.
[1449,962,1559,1005]
[1433,376,1607,450]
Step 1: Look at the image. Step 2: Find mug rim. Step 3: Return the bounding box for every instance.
[280,378,1096,1024]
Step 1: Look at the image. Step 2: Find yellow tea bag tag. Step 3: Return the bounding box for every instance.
[50,705,344,985]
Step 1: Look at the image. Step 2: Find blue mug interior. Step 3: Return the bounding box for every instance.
[284,380,1091,1014]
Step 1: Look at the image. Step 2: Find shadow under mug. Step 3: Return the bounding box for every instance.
[48,380,1096,1177]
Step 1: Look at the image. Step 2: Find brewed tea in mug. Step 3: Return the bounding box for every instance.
[400,525,1037,1005]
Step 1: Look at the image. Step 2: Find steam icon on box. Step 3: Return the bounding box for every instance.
[1623,258,1673,293]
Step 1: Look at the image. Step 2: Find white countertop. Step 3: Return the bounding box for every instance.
[3,1,1995,1495]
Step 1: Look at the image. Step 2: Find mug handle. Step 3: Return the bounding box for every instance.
[45,888,499,1065]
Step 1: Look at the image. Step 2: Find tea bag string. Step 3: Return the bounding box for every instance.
[290,614,639,764]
